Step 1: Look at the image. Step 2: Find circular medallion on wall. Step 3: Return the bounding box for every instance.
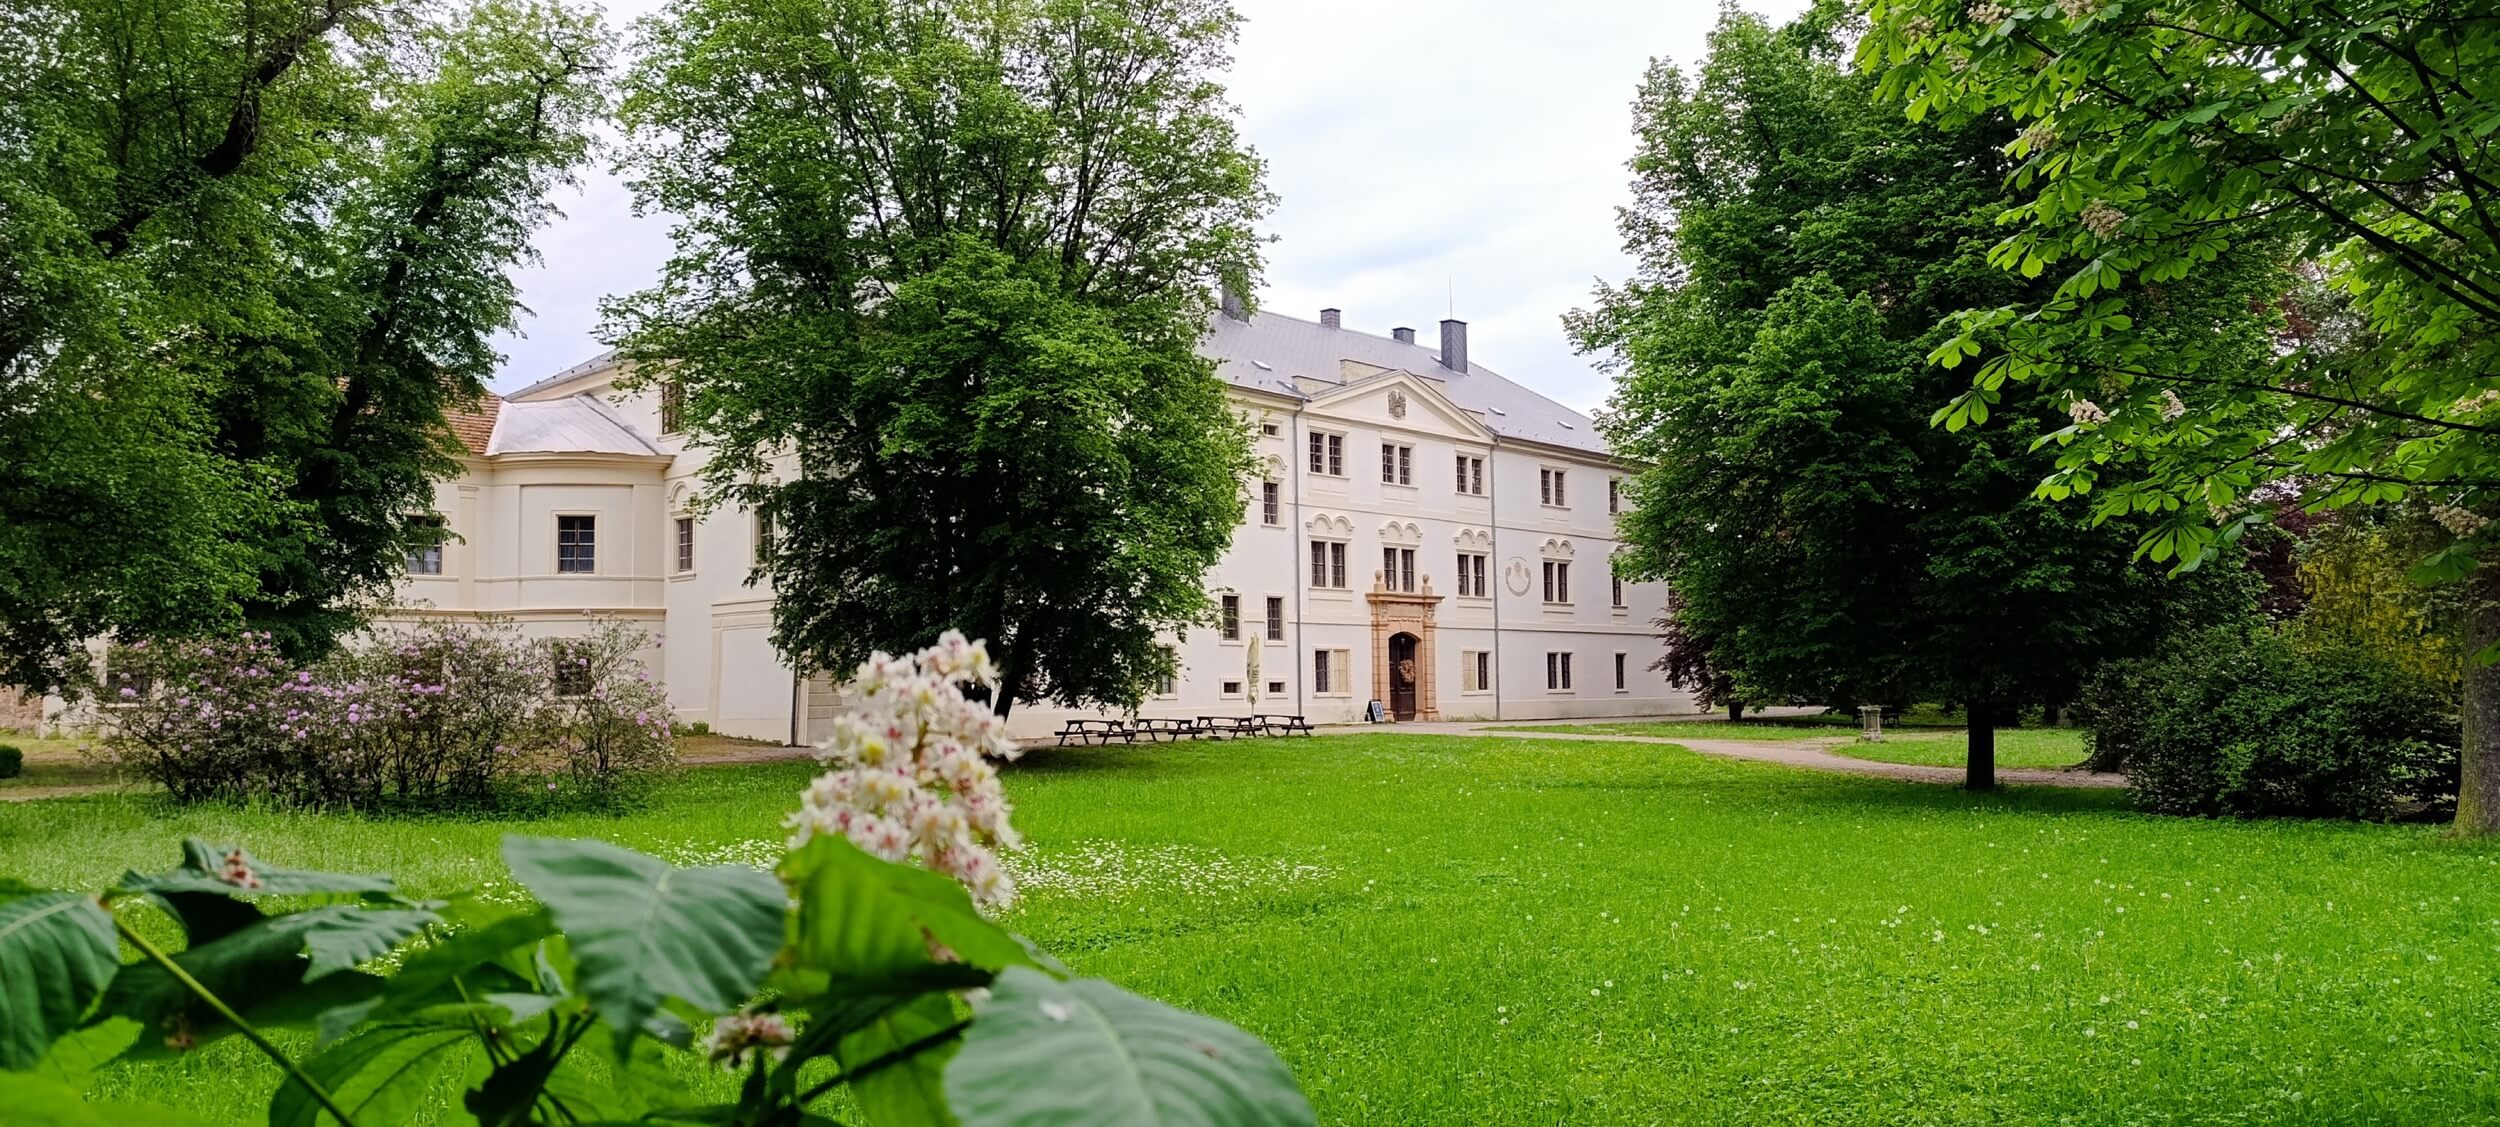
[1503,557,1532,596]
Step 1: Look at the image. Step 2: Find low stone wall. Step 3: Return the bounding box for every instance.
[0,691,46,734]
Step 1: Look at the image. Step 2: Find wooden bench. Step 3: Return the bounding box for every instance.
[1194,716,1258,740]
[1131,717,1198,743]
[1054,719,1134,746]
[1253,714,1315,737]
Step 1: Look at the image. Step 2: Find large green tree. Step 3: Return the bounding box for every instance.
[1860,0,2500,827]
[0,0,606,689]
[607,0,1268,717]
[1573,6,2269,787]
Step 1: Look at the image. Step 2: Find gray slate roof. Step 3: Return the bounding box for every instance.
[1202,310,1607,454]
[486,394,663,456]
[510,311,1608,456]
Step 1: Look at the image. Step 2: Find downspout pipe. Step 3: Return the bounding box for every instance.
[1488,435,1502,722]
[1289,399,1309,723]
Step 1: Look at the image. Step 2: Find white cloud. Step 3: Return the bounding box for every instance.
[488,0,1806,414]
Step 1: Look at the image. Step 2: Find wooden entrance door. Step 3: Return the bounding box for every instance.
[1388,632,1419,720]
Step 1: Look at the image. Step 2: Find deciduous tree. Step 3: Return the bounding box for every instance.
[0,0,607,689]
[1861,0,2500,828]
[606,0,1269,717]
[1575,6,2268,786]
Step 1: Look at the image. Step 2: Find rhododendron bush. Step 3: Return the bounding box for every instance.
[0,635,1315,1126]
[103,618,674,809]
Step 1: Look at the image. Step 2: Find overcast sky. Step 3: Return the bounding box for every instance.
[488,0,1808,413]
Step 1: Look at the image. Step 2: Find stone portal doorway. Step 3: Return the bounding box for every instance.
[1367,575,1443,722]
[1388,632,1420,720]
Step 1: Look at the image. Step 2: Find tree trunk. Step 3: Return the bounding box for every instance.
[2456,566,2500,835]
[989,640,1021,722]
[1727,701,1745,722]
[1966,703,1998,792]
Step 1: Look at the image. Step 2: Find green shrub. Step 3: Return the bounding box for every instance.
[2080,626,2456,820]
[0,744,19,779]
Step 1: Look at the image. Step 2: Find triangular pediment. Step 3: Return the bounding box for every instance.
[1306,369,1494,442]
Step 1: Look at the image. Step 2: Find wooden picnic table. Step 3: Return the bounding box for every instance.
[1195,716,1259,740]
[1131,717,1198,742]
[1252,714,1315,737]
[1054,718,1134,746]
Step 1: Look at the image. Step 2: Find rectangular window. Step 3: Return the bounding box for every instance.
[1615,652,1629,691]
[1461,650,1491,692]
[1314,648,1352,695]
[1541,468,1567,507]
[1546,652,1573,691]
[1265,597,1285,641]
[1543,560,1570,604]
[675,517,695,573]
[1155,647,1178,697]
[659,380,684,434]
[1381,443,1412,485]
[1309,432,1344,476]
[1311,541,1347,589]
[1261,422,1280,437]
[1612,569,1627,608]
[1477,651,1492,692]
[1456,553,1488,597]
[1456,455,1485,496]
[1381,547,1416,592]
[556,515,597,574]
[404,515,445,576]
[1262,481,1280,526]
[755,513,776,561]
[1267,680,1286,696]
[1220,594,1241,640]
[552,641,593,697]
[1221,680,1243,697]
[1608,477,1622,515]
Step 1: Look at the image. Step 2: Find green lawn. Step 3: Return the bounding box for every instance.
[1488,718,1864,741]
[0,735,119,793]
[7,733,2500,1124]
[1832,727,2095,771]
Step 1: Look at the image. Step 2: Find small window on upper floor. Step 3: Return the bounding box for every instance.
[1540,468,1568,508]
[1261,481,1281,526]
[1308,432,1345,477]
[405,514,446,576]
[1220,594,1241,640]
[556,515,597,574]
[1456,455,1485,496]
[1609,477,1622,515]
[1381,443,1413,486]
[1261,422,1280,437]
[674,516,696,574]
[659,379,685,434]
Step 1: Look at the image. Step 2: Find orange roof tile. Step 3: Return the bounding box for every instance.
[446,393,502,457]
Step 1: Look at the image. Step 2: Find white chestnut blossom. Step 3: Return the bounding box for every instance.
[786,631,1024,908]
[702,1010,795,1069]
[2068,398,2110,426]
[2159,389,2188,421]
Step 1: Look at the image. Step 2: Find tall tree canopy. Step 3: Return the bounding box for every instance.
[1572,6,2269,786]
[0,0,607,690]
[1860,0,2500,828]
[607,0,1268,716]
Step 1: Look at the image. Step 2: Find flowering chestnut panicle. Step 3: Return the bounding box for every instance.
[785,631,1025,908]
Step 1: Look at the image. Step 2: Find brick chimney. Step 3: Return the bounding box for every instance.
[1320,308,1341,329]
[1440,319,1468,374]
[1392,326,1416,344]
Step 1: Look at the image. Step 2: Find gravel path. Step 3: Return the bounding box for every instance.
[1387,720,2126,789]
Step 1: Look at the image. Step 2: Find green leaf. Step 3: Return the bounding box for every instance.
[783,836,1030,989]
[121,840,397,899]
[271,1025,475,1127]
[0,1071,230,1127]
[844,993,964,1127]
[944,967,1314,1127]
[464,1026,568,1127]
[0,888,120,1070]
[500,836,785,1039]
[106,905,416,1060]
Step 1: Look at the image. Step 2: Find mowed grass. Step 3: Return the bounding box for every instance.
[1833,727,2095,771]
[0,735,121,794]
[5,734,2500,1124]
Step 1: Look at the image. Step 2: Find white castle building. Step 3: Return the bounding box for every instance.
[401,303,1689,743]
